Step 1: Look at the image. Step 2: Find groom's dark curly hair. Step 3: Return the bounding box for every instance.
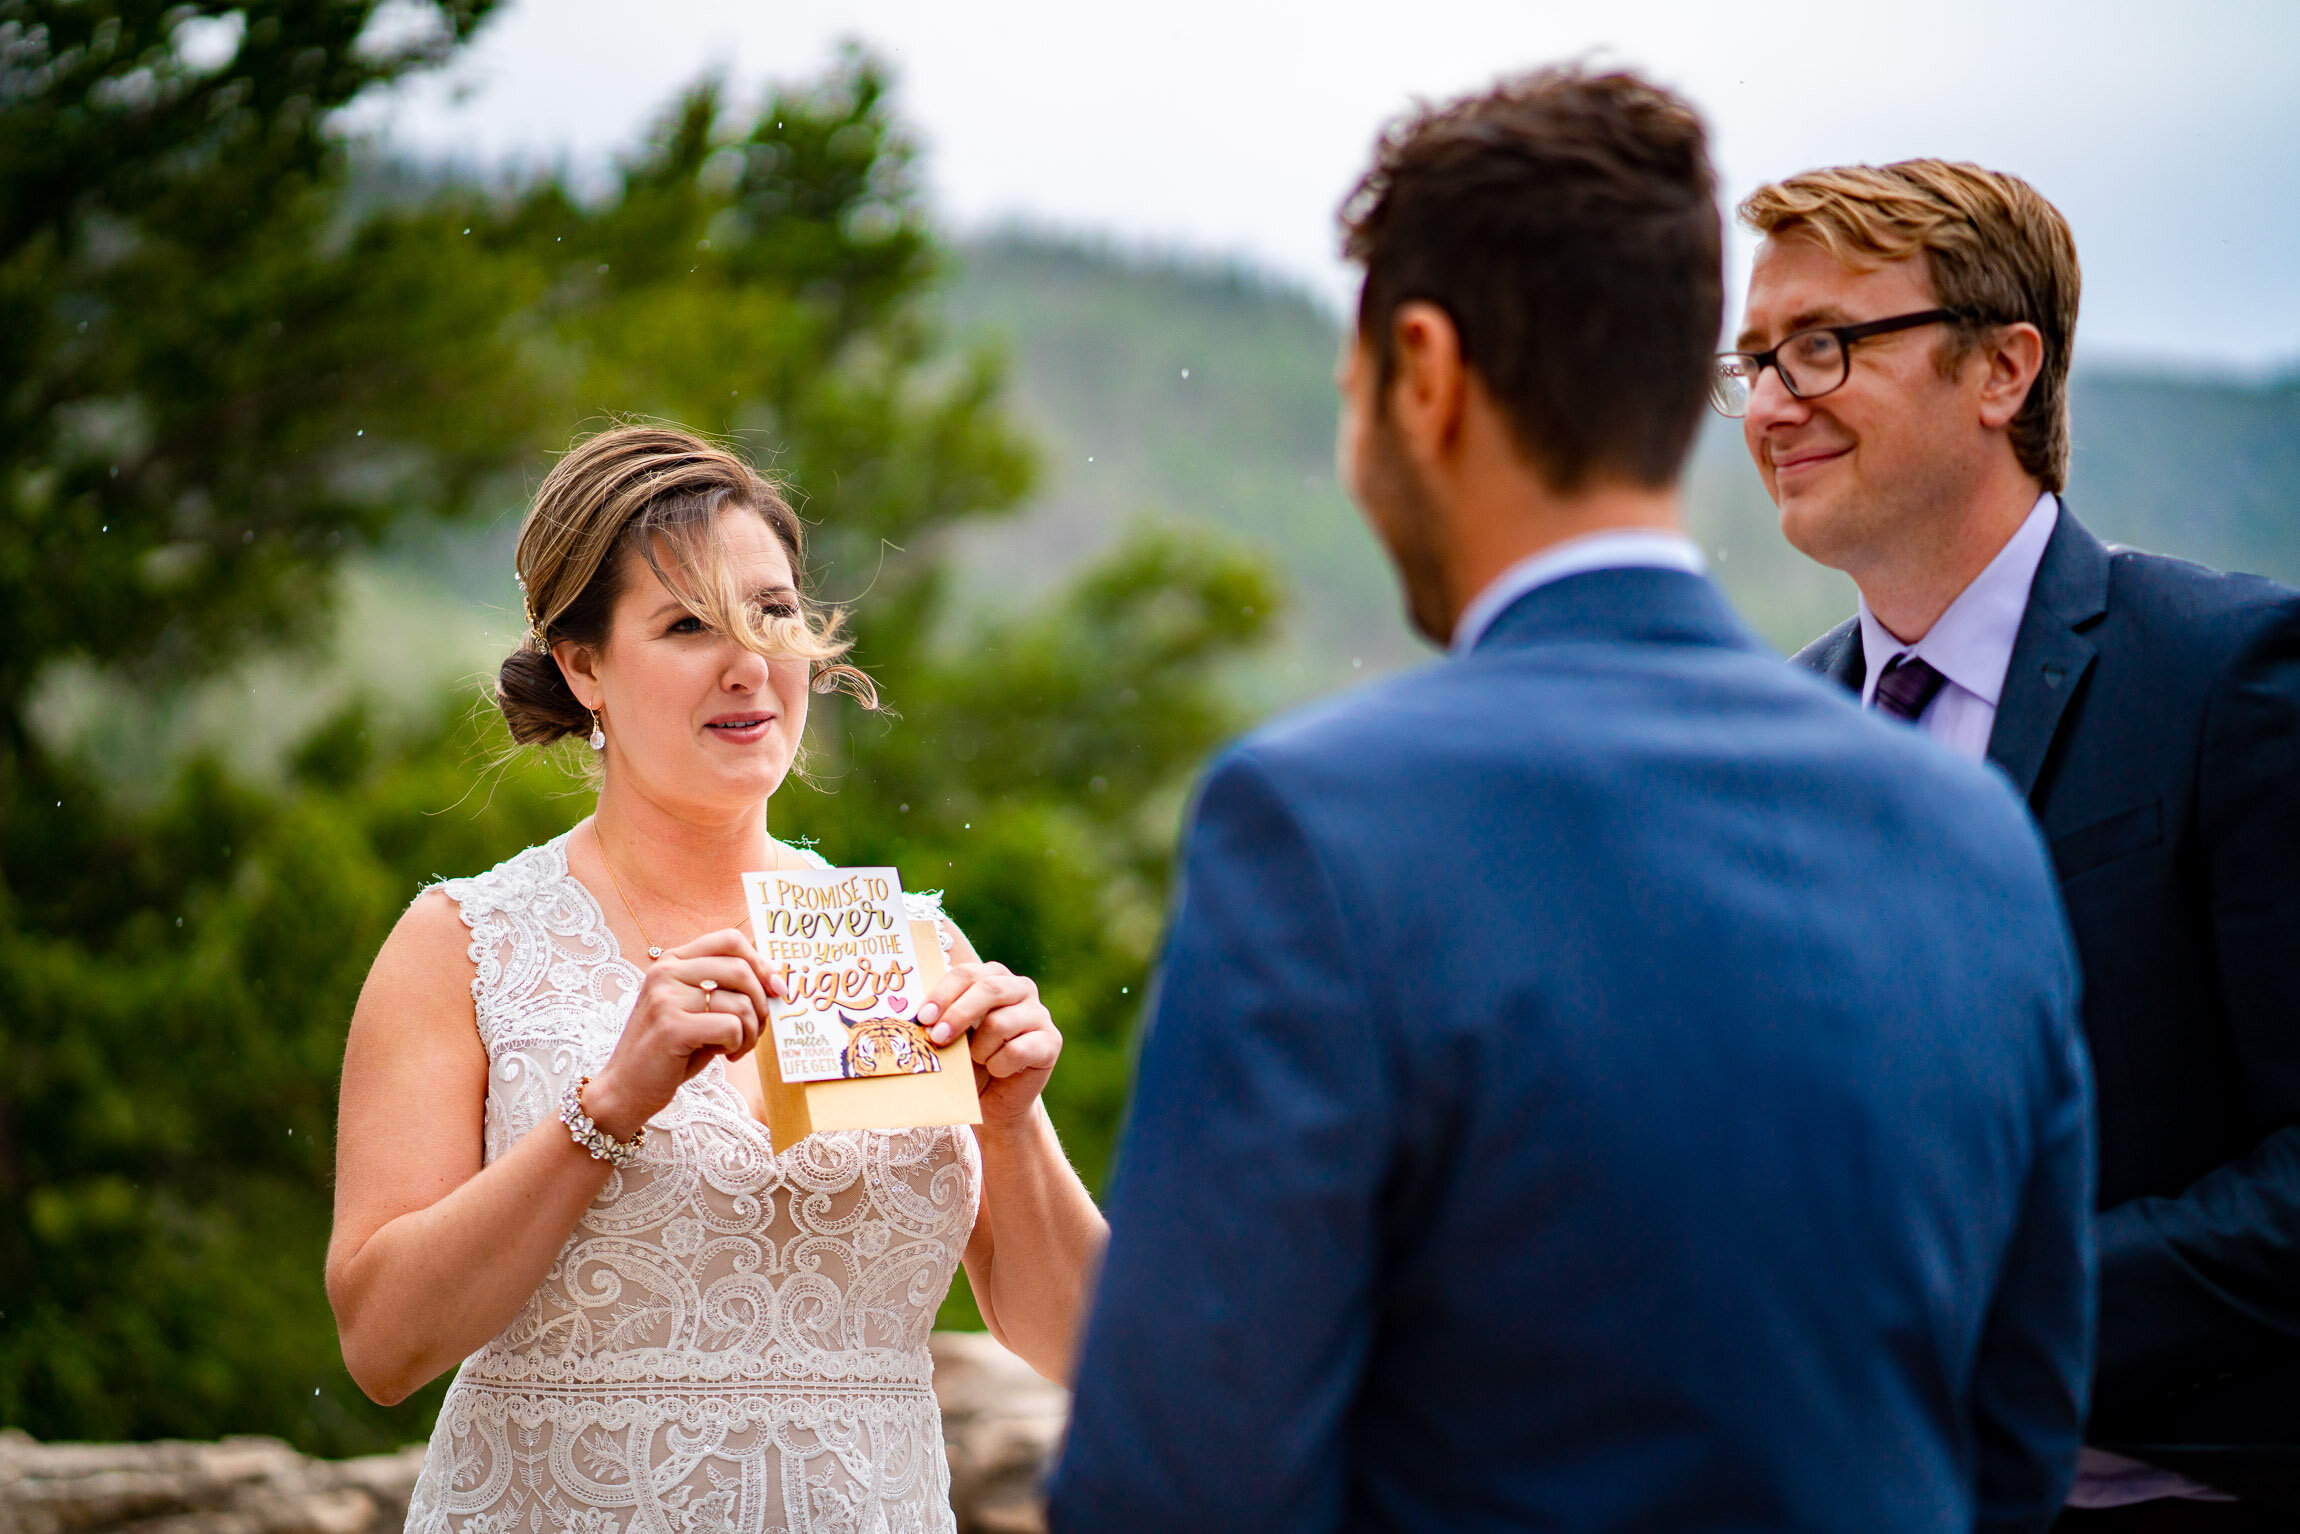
[1340,65,1722,494]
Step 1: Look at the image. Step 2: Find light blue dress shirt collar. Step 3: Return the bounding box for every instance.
[1449,529,1708,656]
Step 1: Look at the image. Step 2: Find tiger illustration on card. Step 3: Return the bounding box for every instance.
[836,1010,943,1078]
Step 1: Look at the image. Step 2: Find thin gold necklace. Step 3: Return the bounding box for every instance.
[597,829,780,961]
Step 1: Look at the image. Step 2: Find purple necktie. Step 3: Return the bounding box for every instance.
[1873,654,1946,722]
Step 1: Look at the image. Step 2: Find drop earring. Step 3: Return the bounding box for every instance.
[588,710,606,752]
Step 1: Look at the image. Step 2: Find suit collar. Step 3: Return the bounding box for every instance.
[1449,531,1707,655]
[1471,566,1763,657]
[2021,496,2112,628]
[1795,617,1865,691]
[1987,502,2111,800]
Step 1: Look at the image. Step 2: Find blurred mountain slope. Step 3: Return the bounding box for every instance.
[937,235,1414,707]
[937,233,2300,670]
[83,235,2299,789]
[2066,370,2300,583]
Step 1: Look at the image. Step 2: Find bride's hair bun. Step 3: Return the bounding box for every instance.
[496,646,594,745]
[495,423,876,746]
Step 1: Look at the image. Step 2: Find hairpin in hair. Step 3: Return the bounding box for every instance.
[516,573,550,653]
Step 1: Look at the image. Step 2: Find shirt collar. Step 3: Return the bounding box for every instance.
[1857,492,2059,707]
[1450,529,1708,656]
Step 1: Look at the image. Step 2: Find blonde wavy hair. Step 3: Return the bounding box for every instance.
[1739,159,2081,490]
[495,424,877,747]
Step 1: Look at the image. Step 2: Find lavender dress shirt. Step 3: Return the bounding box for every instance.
[1856,493,2058,764]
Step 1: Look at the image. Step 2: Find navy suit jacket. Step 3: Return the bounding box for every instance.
[1050,568,2096,1534]
[1798,508,2300,1502]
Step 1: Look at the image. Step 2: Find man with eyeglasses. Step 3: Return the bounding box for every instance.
[1727,158,2300,1529]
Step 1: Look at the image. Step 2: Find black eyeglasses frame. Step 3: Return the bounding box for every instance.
[1711,307,1970,416]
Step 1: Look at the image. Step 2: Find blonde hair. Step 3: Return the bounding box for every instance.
[495,424,876,746]
[1738,159,2081,490]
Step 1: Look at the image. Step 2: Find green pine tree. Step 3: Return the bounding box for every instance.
[1,10,1276,1450]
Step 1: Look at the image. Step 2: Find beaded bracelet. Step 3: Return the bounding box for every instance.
[558,1075,647,1169]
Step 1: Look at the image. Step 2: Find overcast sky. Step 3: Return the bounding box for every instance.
[365,0,2300,372]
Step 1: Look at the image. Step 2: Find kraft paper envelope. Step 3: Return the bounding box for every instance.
[740,917,982,1154]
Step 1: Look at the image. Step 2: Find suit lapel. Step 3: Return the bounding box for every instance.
[1793,618,1864,693]
[1987,505,2112,801]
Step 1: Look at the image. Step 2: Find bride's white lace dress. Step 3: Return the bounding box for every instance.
[403,833,981,1534]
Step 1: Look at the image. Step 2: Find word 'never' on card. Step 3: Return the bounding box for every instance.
[742,866,939,1085]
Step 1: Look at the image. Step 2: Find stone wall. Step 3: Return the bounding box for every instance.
[0,1335,1068,1534]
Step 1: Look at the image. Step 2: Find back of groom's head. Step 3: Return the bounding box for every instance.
[1340,66,1722,494]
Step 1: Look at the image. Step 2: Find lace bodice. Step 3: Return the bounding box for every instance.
[404,834,981,1534]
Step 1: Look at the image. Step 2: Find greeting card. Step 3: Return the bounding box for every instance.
[738,865,981,1152]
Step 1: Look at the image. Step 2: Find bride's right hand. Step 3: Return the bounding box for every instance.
[581,929,781,1142]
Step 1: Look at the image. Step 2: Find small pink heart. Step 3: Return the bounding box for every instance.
[889,996,908,1012]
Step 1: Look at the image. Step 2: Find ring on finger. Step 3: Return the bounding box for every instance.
[699,978,719,1012]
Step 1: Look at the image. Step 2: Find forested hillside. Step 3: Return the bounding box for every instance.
[938,237,1405,703]
[942,233,2300,678]
[74,232,2293,791]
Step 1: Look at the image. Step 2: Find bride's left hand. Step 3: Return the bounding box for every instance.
[919,961,1060,1125]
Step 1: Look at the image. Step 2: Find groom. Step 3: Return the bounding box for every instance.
[1049,68,2096,1533]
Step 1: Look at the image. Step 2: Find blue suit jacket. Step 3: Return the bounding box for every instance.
[1049,569,2096,1534]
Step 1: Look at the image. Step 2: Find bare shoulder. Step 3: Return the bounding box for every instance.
[333,889,489,1272]
[370,886,479,992]
[349,888,483,1063]
[391,885,479,961]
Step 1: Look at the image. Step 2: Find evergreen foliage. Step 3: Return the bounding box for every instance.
[0,6,1275,1451]
[0,0,515,724]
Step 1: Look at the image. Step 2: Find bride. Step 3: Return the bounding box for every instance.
[326,424,1105,1534]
